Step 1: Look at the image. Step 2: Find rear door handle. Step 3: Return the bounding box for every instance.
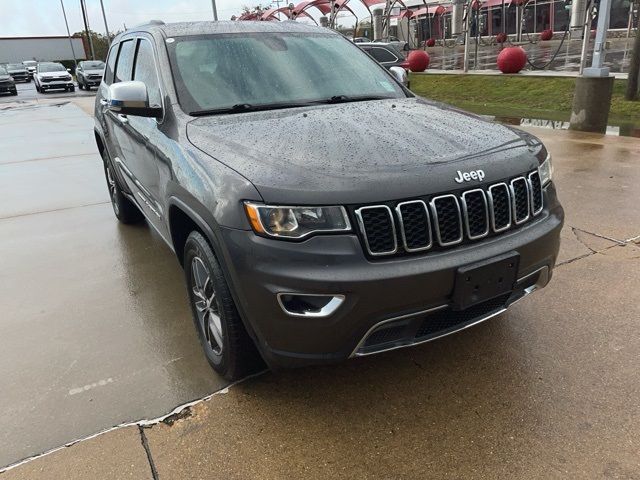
[117,114,129,125]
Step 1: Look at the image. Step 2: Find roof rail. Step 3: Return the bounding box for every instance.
[129,19,165,29]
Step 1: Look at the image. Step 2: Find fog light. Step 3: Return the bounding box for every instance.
[277,293,345,318]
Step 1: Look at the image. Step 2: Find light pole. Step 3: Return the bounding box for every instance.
[60,0,78,71]
[80,0,96,60]
[211,0,219,20]
[99,0,111,46]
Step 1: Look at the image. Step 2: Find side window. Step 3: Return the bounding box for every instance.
[114,39,135,83]
[370,47,397,64]
[133,39,162,107]
[104,44,119,85]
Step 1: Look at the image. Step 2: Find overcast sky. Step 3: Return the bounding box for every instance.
[2,0,364,37]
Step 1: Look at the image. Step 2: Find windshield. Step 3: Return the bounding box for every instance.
[39,63,66,73]
[23,61,36,66]
[83,61,105,69]
[167,32,406,115]
[7,64,24,70]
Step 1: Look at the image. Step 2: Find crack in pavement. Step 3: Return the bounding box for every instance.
[0,201,111,221]
[138,426,159,480]
[0,370,267,474]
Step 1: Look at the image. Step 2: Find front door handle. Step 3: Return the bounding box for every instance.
[117,114,128,125]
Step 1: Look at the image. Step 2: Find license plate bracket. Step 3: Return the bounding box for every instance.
[452,252,519,310]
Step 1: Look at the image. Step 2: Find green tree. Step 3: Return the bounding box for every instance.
[73,29,118,61]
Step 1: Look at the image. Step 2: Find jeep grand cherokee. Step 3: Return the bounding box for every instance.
[94,21,563,380]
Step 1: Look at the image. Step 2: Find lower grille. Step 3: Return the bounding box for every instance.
[415,294,510,339]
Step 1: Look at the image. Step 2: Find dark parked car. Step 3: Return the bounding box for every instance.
[76,60,105,90]
[5,63,30,82]
[34,62,74,93]
[94,21,562,380]
[0,66,17,95]
[357,42,409,70]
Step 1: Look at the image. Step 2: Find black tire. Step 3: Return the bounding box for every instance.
[103,160,144,224]
[184,231,263,381]
[11,90,17,96]
[26,78,31,83]
[69,86,75,92]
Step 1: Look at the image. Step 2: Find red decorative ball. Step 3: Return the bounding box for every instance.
[406,50,430,72]
[540,29,553,41]
[425,38,436,47]
[496,32,507,43]
[497,46,527,74]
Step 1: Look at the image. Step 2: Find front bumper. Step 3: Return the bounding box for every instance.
[219,184,564,369]
[0,82,16,93]
[41,81,74,90]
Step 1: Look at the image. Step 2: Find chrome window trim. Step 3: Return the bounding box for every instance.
[509,177,531,225]
[461,189,490,240]
[429,194,463,247]
[395,200,432,252]
[527,169,544,216]
[355,205,398,256]
[487,183,512,233]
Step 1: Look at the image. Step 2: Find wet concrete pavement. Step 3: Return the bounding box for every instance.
[0,101,228,467]
[1,98,639,478]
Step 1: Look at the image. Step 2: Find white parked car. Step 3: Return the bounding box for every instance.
[34,62,75,93]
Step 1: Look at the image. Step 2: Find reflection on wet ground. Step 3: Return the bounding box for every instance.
[492,115,640,138]
[426,37,635,73]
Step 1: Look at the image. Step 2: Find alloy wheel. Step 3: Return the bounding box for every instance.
[105,165,119,216]
[191,256,223,355]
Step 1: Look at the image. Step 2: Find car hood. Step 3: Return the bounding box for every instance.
[39,72,69,78]
[83,69,104,75]
[187,97,540,204]
[8,69,27,74]
[0,75,12,81]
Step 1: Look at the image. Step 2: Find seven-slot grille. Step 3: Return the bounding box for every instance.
[355,169,544,257]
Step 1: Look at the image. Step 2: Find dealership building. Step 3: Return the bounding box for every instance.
[0,36,87,64]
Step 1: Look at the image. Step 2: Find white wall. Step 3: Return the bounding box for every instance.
[0,37,87,63]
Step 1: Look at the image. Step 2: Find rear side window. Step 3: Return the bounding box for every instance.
[114,39,135,83]
[104,46,118,84]
[370,47,397,64]
[133,39,162,107]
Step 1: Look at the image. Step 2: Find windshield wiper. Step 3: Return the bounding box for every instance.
[322,95,394,104]
[190,101,318,116]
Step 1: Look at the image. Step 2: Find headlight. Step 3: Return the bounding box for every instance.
[539,154,553,186]
[244,202,351,239]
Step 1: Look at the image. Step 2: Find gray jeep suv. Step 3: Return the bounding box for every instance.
[94,21,563,380]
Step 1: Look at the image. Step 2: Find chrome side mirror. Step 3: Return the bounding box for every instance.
[389,66,408,87]
[107,81,162,118]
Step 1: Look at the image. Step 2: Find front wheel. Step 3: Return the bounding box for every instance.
[184,231,263,381]
[103,161,143,224]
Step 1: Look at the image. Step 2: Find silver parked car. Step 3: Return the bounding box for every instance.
[76,60,105,90]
